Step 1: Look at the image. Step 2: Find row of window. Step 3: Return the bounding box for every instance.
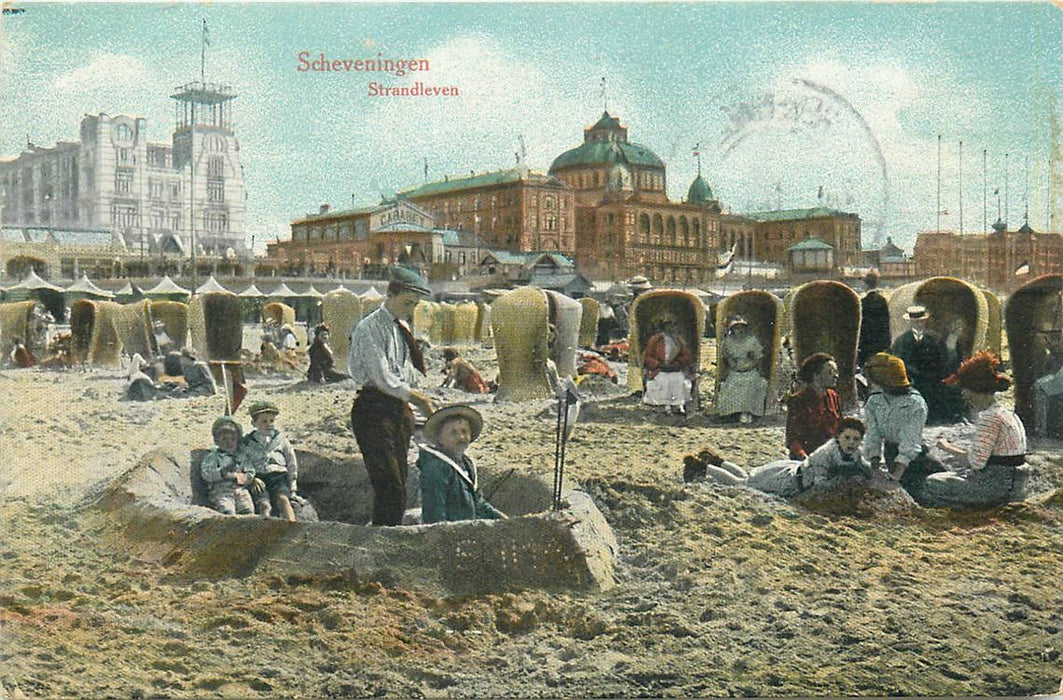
[112,205,228,232]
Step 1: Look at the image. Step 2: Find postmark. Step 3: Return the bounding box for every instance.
[711,78,890,246]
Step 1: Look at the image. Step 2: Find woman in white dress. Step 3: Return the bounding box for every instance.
[715,315,768,423]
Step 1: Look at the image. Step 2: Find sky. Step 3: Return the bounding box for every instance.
[1,1,1060,254]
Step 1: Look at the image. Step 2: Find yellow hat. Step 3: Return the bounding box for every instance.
[864,352,910,389]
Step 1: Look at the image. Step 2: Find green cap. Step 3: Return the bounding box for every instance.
[247,400,280,418]
[211,416,243,439]
[389,265,432,297]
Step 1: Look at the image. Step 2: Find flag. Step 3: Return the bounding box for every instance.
[715,242,737,278]
[202,18,210,46]
[219,362,248,414]
[1015,261,1030,276]
[817,185,824,201]
[993,187,1000,195]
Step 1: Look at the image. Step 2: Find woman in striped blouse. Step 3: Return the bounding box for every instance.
[930,352,1029,508]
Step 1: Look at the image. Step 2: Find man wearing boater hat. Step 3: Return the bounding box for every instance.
[348,265,437,526]
[891,305,955,425]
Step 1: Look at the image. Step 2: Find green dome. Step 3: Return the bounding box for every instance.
[550,140,664,172]
[686,174,714,204]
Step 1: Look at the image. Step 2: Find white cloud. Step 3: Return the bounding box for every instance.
[348,34,595,196]
[53,53,153,94]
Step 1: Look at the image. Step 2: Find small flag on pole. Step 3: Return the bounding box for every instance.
[202,18,211,46]
[716,242,737,278]
[817,185,824,201]
[1015,261,1030,276]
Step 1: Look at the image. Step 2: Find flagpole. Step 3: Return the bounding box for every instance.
[983,149,987,233]
[1005,152,1010,229]
[959,140,964,235]
[936,135,942,233]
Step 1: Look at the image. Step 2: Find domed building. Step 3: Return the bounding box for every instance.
[548,111,735,284]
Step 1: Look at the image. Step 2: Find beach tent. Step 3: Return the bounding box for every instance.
[6,270,66,321]
[194,275,231,295]
[238,282,267,322]
[143,275,191,301]
[115,281,145,304]
[63,274,115,303]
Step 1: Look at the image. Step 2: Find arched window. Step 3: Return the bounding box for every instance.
[652,214,663,244]
[639,213,650,243]
[667,217,677,246]
[679,217,689,247]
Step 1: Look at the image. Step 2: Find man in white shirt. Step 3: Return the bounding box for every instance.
[348,265,437,526]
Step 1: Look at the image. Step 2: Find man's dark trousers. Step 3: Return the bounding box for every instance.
[351,387,414,526]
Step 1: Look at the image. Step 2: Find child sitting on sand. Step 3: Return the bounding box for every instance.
[241,401,299,521]
[685,416,873,496]
[200,416,260,515]
[418,405,506,524]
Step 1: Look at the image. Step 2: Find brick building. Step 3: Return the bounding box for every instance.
[913,221,1063,292]
[548,111,731,283]
[396,167,575,255]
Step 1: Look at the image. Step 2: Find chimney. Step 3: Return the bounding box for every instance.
[319,203,330,214]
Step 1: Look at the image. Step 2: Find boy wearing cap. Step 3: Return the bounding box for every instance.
[348,265,437,526]
[242,401,298,521]
[200,416,258,515]
[417,405,505,524]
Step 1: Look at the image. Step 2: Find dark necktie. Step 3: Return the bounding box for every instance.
[395,319,426,375]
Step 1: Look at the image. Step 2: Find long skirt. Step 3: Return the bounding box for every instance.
[643,371,692,408]
[922,463,1023,509]
[715,370,768,416]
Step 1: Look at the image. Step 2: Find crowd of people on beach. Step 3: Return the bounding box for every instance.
[2,263,1052,524]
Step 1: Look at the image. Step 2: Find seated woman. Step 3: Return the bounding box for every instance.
[691,416,872,495]
[785,353,841,459]
[180,348,218,396]
[642,315,694,415]
[861,352,945,502]
[441,347,488,393]
[715,315,768,423]
[929,352,1029,508]
[124,353,162,401]
[8,337,36,368]
[417,405,506,524]
[307,323,350,383]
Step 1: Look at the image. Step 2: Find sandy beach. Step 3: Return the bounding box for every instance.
[1,342,1061,698]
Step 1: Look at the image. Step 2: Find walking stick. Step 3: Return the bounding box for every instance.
[553,392,564,510]
[221,362,232,416]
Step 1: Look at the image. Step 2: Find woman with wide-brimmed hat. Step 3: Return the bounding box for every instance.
[861,352,945,502]
[929,352,1029,508]
[417,405,505,524]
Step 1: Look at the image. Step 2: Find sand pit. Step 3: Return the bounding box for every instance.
[95,448,617,596]
[1,339,1062,698]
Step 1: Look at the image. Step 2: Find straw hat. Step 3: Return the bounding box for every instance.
[864,352,910,389]
[423,405,483,444]
[904,305,930,321]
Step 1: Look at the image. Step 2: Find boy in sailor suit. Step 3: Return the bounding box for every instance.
[417,405,505,524]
